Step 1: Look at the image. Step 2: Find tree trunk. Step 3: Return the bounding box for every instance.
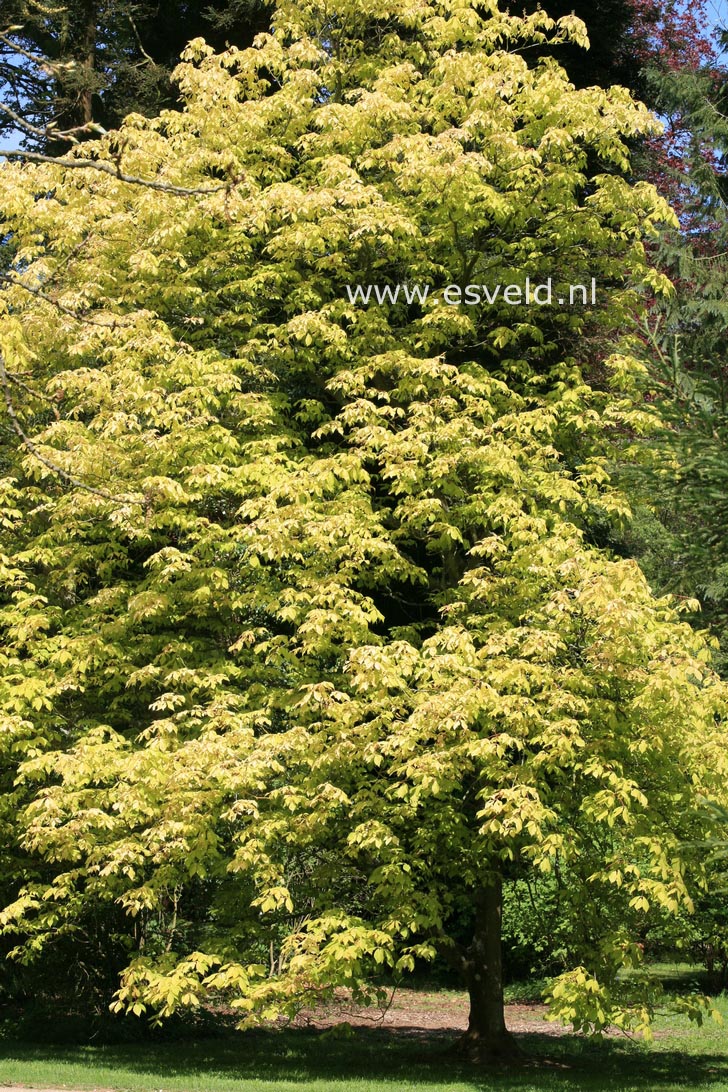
[454,878,520,1064]
[50,0,98,152]
[79,0,97,126]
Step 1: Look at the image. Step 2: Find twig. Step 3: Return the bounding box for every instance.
[0,101,52,141]
[3,368,60,419]
[0,30,74,74]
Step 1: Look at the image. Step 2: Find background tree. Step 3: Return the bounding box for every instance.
[0,0,271,149]
[607,33,728,670]
[521,0,714,104]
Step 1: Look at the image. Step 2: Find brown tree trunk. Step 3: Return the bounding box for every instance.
[78,0,97,126]
[50,0,98,153]
[454,878,520,1063]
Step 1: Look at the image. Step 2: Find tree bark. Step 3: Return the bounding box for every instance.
[454,878,521,1063]
[78,0,97,126]
[49,0,98,153]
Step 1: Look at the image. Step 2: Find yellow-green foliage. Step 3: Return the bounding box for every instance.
[0,0,725,1036]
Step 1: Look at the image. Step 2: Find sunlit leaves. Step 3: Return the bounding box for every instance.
[0,0,725,1041]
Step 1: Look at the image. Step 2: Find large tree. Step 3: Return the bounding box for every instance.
[0,0,726,1062]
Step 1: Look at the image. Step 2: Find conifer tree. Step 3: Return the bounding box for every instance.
[0,0,271,148]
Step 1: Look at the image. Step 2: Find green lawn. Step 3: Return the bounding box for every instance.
[0,986,726,1092]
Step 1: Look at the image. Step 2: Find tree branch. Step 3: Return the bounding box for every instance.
[0,348,142,503]
[0,272,132,327]
[0,100,106,144]
[126,13,156,66]
[0,30,71,74]
[0,148,235,196]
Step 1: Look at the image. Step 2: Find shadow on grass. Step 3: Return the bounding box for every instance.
[0,1023,727,1090]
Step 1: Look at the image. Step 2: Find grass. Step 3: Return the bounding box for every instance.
[0,976,727,1092]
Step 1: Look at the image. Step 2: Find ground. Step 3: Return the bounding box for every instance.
[0,976,725,1092]
[290,987,569,1035]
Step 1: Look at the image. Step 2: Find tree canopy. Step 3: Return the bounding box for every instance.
[1,0,727,1062]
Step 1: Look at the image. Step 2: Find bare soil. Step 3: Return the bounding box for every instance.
[290,988,567,1036]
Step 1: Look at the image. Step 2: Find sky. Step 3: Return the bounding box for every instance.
[706,0,728,56]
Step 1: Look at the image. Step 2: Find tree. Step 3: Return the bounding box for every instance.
[0,0,272,150]
[608,45,728,669]
[0,0,727,1063]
